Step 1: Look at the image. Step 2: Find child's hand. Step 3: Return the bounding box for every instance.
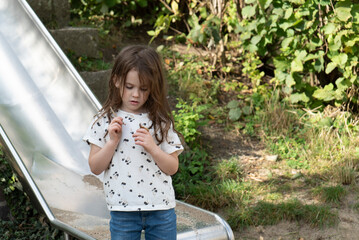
[108,117,124,143]
[133,128,156,153]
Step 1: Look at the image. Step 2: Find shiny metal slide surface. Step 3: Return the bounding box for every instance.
[0,0,234,239]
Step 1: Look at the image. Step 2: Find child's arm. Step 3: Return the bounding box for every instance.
[88,117,124,175]
[133,128,179,175]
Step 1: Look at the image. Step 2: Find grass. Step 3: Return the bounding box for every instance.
[215,156,244,181]
[227,199,338,229]
[313,185,347,205]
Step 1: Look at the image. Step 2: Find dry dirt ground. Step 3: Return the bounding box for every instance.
[201,125,359,240]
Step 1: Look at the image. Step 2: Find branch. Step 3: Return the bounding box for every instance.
[159,0,174,14]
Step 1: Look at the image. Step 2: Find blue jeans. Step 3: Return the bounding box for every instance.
[110,209,177,240]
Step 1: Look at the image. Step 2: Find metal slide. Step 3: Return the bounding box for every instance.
[0,0,234,239]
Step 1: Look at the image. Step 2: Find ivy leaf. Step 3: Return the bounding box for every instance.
[328,34,341,51]
[353,4,359,24]
[289,92,309,103]
[313,57,325,72]
[335,77,350,91]
[279,21,294,31]
[242,106,252,115]
[258,0,272,10]
[274,57,290,71]
[251,35,262,45]
[323,23,337,35]
[284,8,293,19]
[313,84,335,101]
[288,0,305,4]
[247,44,258,52]
[274,70,287,82]
[281,37,293,50]
[240,31,252,41]
[308,37,322,51]
[291,58,303,72]
[331,53,348,66]
[273,8,284,17]
[345,36,359,47]
[325,62,337,74]
[319,0,331,6]
[172,1,178,14]
[286,74,295,87]
[227,100,240,109]
[229,108,242,121]
[295,50,307,61]
[335,1,352,22]
[242,6,256,19]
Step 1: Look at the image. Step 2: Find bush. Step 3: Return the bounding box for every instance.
[239,0,359,109]
[0,148,63,240]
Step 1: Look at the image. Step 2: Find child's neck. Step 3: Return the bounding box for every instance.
[119,106,147,115]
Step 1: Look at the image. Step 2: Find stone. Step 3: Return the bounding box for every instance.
[265,155,278,162]
[50,27,101,59]
[80,70,111,103]
[27,0,70,28]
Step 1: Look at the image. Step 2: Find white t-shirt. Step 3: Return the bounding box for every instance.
[83,109,183,211]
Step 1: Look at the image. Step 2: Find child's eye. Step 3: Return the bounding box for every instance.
[125,85,133,89]
[140,88,148,91]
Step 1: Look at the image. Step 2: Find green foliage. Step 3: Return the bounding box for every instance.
[267,136,309,169]
[70,0,160,28]
[227,100,252,121]
[241,52,265,89]
[239,0,359,108]
[172,98,208,145]
[0,148,64,239]
[149,0,241,49]
[172,98,211,199]
[173,147,210,198]
[67,52,111,72]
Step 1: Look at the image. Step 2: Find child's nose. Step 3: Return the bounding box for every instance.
[133,88,140,97]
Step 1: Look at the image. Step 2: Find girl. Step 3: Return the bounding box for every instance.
[83,45,183,240]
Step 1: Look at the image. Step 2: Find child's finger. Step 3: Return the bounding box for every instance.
[109,124,121,134]
[113,117,125,125]
[135,128,149,135]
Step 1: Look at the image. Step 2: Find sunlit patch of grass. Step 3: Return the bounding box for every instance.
[214,156,243,181]
[183,179,256,212]
[227,199,338,229]
[218,179,254,206]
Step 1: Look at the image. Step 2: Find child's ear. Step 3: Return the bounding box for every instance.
[113,76,120,88]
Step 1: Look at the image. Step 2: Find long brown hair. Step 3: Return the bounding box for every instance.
[98,45,179,144]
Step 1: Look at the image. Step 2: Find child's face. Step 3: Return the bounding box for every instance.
[118,69,150,114]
